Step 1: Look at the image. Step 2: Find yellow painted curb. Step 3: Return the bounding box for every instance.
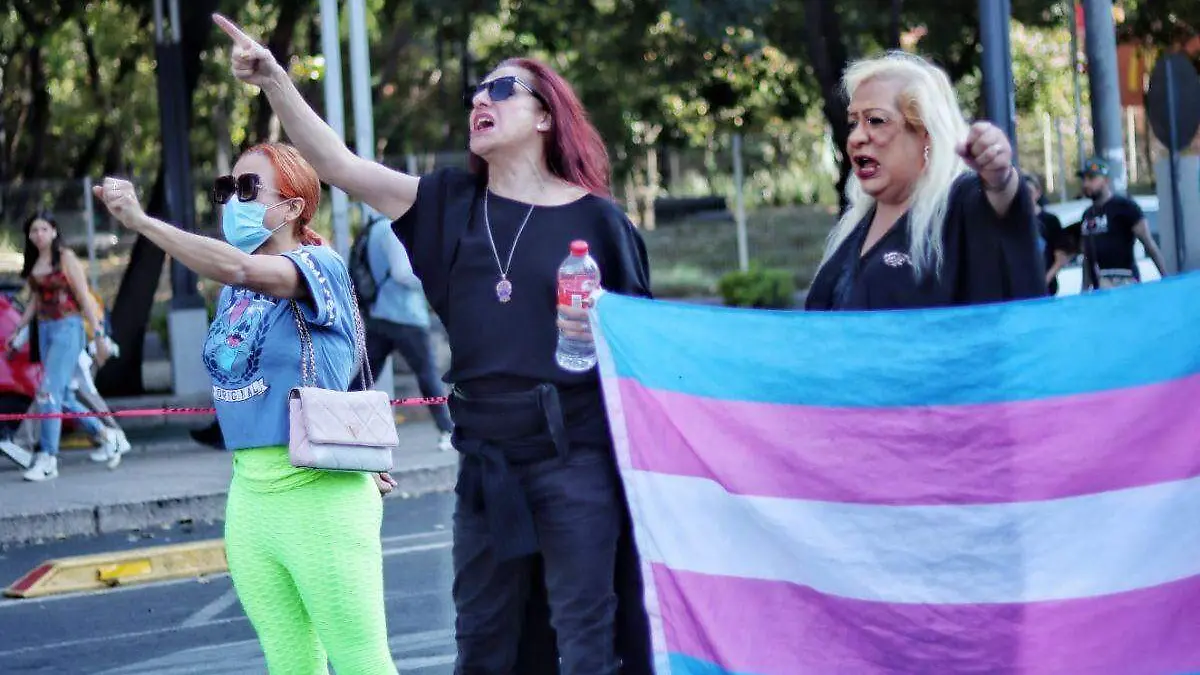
[4,539,228,599]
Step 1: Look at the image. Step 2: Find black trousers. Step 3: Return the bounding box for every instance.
[514,515,654,675]
[364,318,453,433]
[450,385,651,675]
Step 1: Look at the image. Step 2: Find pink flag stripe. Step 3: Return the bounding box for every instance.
[652,563,1200,675]
[619,374,1200,505]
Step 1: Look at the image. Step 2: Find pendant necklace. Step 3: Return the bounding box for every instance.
[483,189,536,303]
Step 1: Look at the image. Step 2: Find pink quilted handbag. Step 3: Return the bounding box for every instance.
[287,298,397,472]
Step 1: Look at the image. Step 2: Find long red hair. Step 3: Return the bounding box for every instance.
[245,142,324,246]
[467,58,611,197]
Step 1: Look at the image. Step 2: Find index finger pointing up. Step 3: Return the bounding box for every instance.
[212,13,257,48]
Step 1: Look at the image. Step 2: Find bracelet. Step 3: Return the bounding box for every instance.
[982,165,1015,193]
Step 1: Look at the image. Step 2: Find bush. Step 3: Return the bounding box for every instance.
[716,266,795,309]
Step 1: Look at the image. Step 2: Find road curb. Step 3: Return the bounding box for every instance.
[1,462,457,548]
[5,539,228,598]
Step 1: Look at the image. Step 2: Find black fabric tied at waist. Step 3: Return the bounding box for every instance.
[450,383,570,561]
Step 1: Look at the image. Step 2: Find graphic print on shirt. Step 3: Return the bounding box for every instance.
[1083,213,1109,236]
[204,290,278,403]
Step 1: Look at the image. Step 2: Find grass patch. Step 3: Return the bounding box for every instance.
[642,204,836,298]
[651,264,718,298]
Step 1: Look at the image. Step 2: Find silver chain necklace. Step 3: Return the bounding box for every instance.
[483,189,536,303]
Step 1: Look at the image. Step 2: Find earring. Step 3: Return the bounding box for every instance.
[923,146,930,162]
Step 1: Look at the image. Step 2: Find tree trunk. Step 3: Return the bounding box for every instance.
[890,0,903,49]
[95,0,222,396]
[19,43,49,179]
[802,0,853,211]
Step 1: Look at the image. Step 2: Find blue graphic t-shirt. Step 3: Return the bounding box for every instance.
[202,246,358,450]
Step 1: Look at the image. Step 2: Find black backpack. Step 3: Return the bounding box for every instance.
[348,220,381,313]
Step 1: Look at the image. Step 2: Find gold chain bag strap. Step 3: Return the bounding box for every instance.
[287,285,397,472]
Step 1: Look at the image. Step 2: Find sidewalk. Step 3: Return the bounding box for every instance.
[0,421,458,547]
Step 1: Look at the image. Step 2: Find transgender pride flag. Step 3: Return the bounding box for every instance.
[591,275,1200,675]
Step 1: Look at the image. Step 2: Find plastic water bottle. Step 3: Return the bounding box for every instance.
[556,240,601,372]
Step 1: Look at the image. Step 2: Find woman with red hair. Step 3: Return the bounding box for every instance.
[94,142,399,674]
[215,14,652,675]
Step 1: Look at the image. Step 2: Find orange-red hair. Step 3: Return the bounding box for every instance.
[245,142,323,246]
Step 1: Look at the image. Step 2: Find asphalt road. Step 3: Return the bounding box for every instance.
[0,493,458,674]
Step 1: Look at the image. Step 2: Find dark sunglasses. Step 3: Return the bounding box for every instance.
[211,174,276,204]
[463,75,547,110]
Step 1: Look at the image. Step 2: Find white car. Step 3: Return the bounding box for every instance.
[1042,195,1161,296]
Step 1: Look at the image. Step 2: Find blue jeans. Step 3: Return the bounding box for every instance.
[37,315,104,455]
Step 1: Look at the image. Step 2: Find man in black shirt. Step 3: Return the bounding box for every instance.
[1078,157,1167,290]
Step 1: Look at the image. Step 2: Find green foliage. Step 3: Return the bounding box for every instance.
[716,265,795,309]
[0,0,1186,207]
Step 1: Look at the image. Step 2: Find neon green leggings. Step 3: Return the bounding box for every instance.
[224,446,397,675]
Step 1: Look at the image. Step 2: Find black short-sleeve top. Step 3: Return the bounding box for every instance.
[391,167,651,388]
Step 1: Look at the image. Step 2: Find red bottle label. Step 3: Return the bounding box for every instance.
[558,275,598,308]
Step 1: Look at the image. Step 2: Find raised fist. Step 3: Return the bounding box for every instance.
[92,177,146,229]
[955,121,1014,191]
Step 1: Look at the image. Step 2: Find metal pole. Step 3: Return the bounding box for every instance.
[319,0,351,258]
[347,0,391,395]
[167,0,181,43]
[348,0,376,230]
[1082,0,1128,194]
[82,176,98,290]
[348,0,375,163]
[732,133,748,273]
[1067,0,1086,170]
[153,0,163,42]
[1164,59,1187,272]
[1125,106,1137,183]
[1042,112,1054,192]
[1054,118,1069,202]
[978,0,1018,159]
[154,0,200,309]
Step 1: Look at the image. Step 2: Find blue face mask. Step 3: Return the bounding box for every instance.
[221,200,291,254]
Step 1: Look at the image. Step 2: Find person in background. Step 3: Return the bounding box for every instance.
[805,52,1042,311]
[1077,156,1168,290]
[361,214,454,451]
[10,211,119,481]
[0,314,129,469]
[1022,173,1079,296]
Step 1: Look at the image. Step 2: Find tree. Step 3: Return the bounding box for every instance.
[95,0,222,396]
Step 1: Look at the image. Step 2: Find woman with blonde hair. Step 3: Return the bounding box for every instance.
[805,51,1043,310]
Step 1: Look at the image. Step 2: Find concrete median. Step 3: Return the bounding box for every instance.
[0,423,458,548]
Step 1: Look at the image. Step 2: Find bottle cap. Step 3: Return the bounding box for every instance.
[569,240,589,255]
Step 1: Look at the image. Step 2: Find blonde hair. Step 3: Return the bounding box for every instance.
[819,51,969,278]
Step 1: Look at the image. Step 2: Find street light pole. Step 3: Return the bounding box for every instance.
[1082,0,1129,194]
[154,0,209,397]
[319,0,351,258]
[979,0,1019,164]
